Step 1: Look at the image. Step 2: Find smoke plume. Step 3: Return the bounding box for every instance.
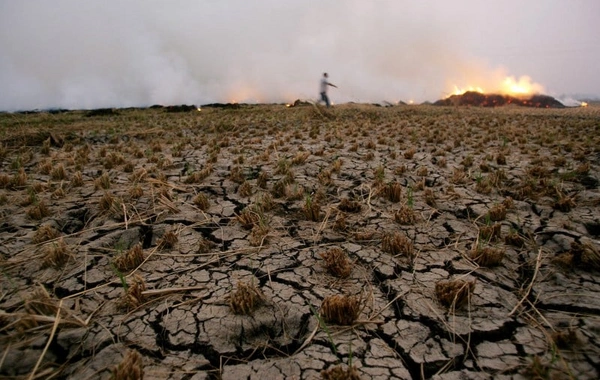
[0,1,567,110]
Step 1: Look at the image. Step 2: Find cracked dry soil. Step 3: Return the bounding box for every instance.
[1,103,599,379]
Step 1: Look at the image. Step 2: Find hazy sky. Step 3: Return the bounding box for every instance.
[1,1,598,110]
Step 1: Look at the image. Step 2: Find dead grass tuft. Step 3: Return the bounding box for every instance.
[488,204,507,221]
[25,285,59,316]
[110,349,144,380]
[451,167,467,184]
[257,171,269,188]
[12,168,28,189]
[237,207,260,230]
[550,252,574,269]
[568,240,600,270]
[502,196,514,209]
[403,148,416,159]
[27,200,51,220]
[197,237,215,253]
[118,275,146,311]
[0,173,10,188]
[33,224,61,244]
[42,238,72,268]
[522,356,552,380]
[229,281,265,315]
[435,279,475,309]
[496,152,506,165]
[475,177,492,194]
[423,188,436,207]
[380,181,402,203]
[70,171,84,187]
[320,247,352,278]
[114,243,145,272]
[394,205,417,225]
[110,350,144,380]
[130,168,147,183]
[285,183,305,200]
[504,230,525,247]
[354,230,377,241]
[249,223,270,246]
[158,231,178,250]
[128,185,143,199]
[321,294,360,325]
[333,211,347,232]
[551,328,579,349]
[338,198,361,213]
[479,223,502,242]
[292,151,310,165]
[553,193,576,212]
[94,172,111,190]
[382,232,414,260]
[470,245,505,267]
[99,192,114,212]
[321,364,361,380]
[193,193,210,211]
[303,194,321,221]
[50,163,67,181]
[238,181,253,197]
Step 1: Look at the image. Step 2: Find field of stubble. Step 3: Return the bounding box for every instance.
[1,103,599,379]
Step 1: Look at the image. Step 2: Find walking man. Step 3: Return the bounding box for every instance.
[319,72,337,108]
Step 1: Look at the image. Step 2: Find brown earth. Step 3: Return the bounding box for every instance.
[0,103,599,379]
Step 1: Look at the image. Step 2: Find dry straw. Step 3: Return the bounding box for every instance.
[42,237,72,268]
[435,279,476,309]
[229,281,265,315]
[321,364,361,380]
[113,243,145,272]
[111,349,144,380]
[469,246,505,267]
[33,224,61,244]
[394,205,416,225]
[381,232,414,261]
[320,247,352,278]
[338,198,361,213]
[157,230,178,250]
[320,294,360,325]
[118,274,146,311]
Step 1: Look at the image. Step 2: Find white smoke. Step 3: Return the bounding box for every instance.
[0,1,587,111]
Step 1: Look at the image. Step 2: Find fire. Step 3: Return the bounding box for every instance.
[581,102,588,107]
[449,75,545,98]
[451,85,484,96]
[499,76,543,96]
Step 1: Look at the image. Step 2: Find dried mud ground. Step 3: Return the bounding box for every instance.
[1,103,599,379]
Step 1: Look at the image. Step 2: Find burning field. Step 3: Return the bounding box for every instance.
[433,91,567,108]
[0,103,599,379]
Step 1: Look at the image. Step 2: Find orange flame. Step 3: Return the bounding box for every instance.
[448,75,545,98]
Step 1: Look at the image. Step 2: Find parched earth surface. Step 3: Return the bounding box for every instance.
[1,104,599,379]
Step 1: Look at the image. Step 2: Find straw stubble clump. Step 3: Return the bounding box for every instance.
[117,274,147,311]
[113,243,145,272]
[470,246,505,267]
[33,224,61,244]
[229,281,265,315]
[110,349,144,380]
[321,364,362,380]
[382,232,414,261]
[435,279,476,309]
[42,237,72,268]
[319,247,352,278]
[157,230,178,250]
[320,294,360,325]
